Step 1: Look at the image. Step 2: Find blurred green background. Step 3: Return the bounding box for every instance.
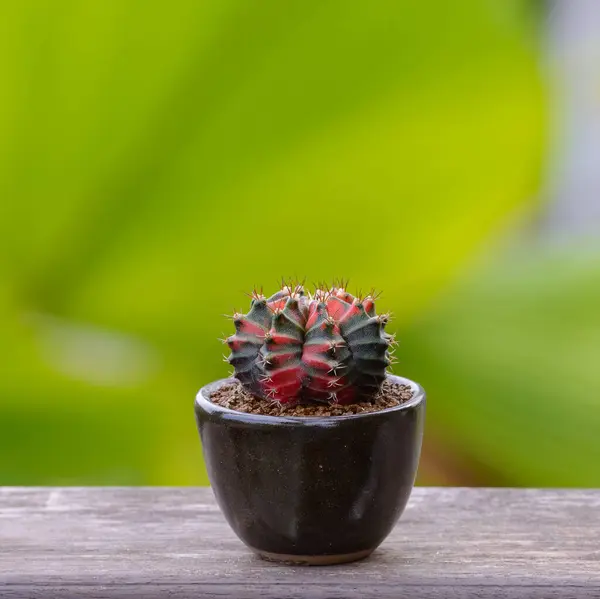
[2,1,598,486]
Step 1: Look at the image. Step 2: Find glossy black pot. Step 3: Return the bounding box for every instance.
[195,374,425,565]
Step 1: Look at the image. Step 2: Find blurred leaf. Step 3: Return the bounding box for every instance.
[0,0,544,483]
[402,244,600,487]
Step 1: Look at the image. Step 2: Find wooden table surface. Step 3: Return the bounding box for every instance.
[1,487,599,598]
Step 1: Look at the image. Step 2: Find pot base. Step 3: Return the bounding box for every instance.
[254,548,373,566]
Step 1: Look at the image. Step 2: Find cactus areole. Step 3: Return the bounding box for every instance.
[226,282,396,405]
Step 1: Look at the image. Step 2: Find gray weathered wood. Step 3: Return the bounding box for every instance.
[1,487,599,598]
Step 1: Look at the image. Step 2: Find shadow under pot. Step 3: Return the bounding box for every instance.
[194,374,426,565]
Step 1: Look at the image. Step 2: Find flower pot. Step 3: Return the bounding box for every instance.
[194,374,425,565]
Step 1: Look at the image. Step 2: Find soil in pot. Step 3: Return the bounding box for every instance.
[209,378,414,416]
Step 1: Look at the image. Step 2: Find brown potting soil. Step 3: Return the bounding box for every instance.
[209,379,413,417]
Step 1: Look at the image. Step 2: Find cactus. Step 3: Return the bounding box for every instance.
[225,282,396,404]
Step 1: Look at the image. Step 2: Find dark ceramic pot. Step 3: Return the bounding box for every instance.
[195,374,425,565]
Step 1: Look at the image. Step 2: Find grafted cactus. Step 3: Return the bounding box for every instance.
[225,282,396,404]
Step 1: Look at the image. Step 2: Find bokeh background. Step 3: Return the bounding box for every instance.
[2,0,599,486]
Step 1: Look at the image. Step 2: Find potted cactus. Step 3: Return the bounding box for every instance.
[195,282,425,565]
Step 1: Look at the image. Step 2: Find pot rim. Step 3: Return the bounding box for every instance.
[195,374,425,425]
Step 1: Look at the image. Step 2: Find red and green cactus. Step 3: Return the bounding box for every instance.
[225,282,396,404]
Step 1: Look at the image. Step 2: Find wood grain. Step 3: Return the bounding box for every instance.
[1,487,599,598]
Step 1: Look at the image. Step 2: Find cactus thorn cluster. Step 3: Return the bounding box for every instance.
[224,280,396,404]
